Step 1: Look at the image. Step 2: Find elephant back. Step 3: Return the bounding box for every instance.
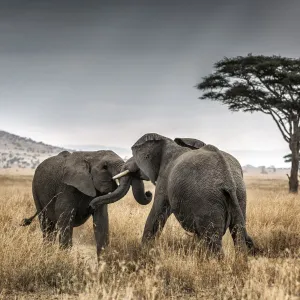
[168,148,228,215]
[169,148,225,194]
[169,146,241,197]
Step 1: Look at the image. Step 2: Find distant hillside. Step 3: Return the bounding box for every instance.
[0,131,131,174]
[0,130,67,170]
[0,130,291,176]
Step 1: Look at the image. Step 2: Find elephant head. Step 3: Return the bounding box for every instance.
[63,151,124,197]
[63,151,152,206]
[128,136,205,184]
[89,133,176,209]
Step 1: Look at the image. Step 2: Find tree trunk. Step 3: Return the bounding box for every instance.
[289,124,300,193]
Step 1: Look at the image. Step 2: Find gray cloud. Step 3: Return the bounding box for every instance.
[0,0,299,166]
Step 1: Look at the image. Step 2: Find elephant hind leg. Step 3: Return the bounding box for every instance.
[194,215,225,255]
[38,212,57,243]
[56,212,75,249]
[196,228,223,255]
[229,222,258,254]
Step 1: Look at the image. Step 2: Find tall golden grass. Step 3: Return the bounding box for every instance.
[0,174,299,299]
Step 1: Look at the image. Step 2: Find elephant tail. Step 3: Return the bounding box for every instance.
[223,187,245,224]
[20,211,38,226]
[203,144,257,252]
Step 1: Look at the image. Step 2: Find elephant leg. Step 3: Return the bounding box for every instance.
[92,204,109,257]
[197,227,223,255]
[38,211,57,243]
[229,222,256,253]
[194,209,226,255]
[142,193,172,243]
[55,202,76,249]
[234,187,257,253]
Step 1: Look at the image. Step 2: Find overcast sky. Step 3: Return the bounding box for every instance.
[0,0,299,166]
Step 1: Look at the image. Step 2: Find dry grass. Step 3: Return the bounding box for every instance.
[0,174,299,299]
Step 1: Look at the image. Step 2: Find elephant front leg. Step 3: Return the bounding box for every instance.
[142,193,172,243]
[92,204,109,257]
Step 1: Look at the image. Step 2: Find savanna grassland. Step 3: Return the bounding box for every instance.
[0,174,299,300]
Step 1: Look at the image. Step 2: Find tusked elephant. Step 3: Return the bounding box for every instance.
[21,150,152,256]
[90,133,256,255]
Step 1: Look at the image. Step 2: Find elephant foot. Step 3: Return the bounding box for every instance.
[246,243,262,256]
[206,241,223,258]
[141,231,157,246]
[59,242,73,250]
[245,235,261,256]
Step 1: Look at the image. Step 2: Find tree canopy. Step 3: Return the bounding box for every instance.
[196,54,300,144]
[196,53,300,193]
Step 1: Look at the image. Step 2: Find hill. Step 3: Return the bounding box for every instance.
[0,130,291,176]
[0,130,67,171]
[0,130,131,175]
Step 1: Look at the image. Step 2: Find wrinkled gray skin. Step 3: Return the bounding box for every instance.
[90,133,256,254]
[21,150,152,256]
[174,137,247,222]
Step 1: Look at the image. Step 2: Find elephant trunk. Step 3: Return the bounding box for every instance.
[89,170,153,210]
[131,177,152,205]
[89,175,131,210]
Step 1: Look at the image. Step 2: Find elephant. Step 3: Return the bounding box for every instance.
[21,150,152,256]
[90,133,256,254]
[173,137,248,222]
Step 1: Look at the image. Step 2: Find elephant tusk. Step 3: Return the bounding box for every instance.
[115,179,120,185]
[112,170,130,180]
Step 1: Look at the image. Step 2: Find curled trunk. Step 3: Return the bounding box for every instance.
[131,178,152,205]
[89,175,152,210]
[90,175,131,209]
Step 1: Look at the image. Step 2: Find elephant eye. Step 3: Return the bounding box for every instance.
[103,164,108,170]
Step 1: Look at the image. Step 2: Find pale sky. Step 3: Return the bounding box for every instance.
[1,0,299,167]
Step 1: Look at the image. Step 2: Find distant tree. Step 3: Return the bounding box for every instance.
[260,166,268,174]
[197,54,300,193]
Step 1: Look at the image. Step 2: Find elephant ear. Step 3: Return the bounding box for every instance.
[131,133,171,185]
[62,153,97,197]
[174,137,206,149]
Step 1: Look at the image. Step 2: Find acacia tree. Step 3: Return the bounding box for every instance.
[196,54,300,193]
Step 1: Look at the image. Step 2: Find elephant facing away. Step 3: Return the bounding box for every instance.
[90,133,256,254]
[21,150,152,256]
[173,137,247,222]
